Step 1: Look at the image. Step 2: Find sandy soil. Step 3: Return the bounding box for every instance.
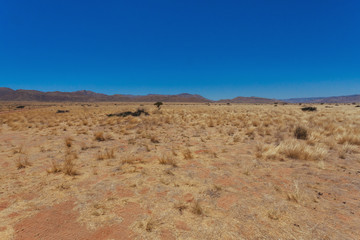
[0,102,359,239]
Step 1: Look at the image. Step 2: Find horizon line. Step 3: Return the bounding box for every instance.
[1,86,359,101]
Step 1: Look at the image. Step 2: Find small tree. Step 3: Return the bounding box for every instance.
[154,102,163,110]
[294,126,308,140]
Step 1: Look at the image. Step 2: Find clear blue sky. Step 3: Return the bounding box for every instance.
[1,0,359,100]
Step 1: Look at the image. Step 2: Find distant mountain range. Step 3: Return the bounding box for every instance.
[218,96,279,104]
[0,87,359,103]
[0,87,279,103]
[283,95,360,103]
[0,88,211,103]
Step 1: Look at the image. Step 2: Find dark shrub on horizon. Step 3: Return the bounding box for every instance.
[56,110,69,113]
[107,108,149,117]
[301,106,317,112]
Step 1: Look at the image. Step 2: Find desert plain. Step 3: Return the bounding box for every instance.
[0,102,359,240]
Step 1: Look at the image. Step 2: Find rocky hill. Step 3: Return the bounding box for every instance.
[0,88,211,103]
[284,95,360,103]
[218,96,279,104]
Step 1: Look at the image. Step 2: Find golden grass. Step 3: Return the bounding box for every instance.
[183,148,193,160]
[16,156,31,169]
[1,102,360,239]
[338,133,360,145]
[158,155,177,167]
[279,140,327,161]
[97,148,115,160]
[63,151,79,176]
[47,160,62,174]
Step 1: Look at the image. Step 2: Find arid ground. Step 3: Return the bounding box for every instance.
[0,102,359,240]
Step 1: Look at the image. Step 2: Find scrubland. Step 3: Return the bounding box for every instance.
[0,102,359,239]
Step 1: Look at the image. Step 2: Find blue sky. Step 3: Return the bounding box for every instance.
[1,0,359,100]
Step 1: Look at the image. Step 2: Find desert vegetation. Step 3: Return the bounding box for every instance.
[0,102,359,239]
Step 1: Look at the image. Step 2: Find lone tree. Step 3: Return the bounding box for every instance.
[154,101,163,110]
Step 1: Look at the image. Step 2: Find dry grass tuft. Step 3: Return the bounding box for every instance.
[268,209,281,220]
[287,182,301,203]
[13,145,24,154]
[183,148,193,160]
[159,155,177,167]
[65,137,73,148]
[16,156,31,169]
[174,202,188,214]
[97,148,115,160]
[145,218,156,232]
[122,153,143,164]
[94,132,105,141]
[63,152,79,176]
[191,200,203,215]
[105,148,115,159]
[279,140,327,161]
[150,136,160,143]
[338,134,360,145]
[339,143,358,158]
[47,160,62,173]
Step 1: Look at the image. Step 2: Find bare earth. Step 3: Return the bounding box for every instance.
[0,102,359,240]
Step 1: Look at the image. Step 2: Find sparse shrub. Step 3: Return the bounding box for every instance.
[294,126,308,140]
[94,132,105,141]
[301,106,317,112]
[56,110,69,113]
[107,109,149,117]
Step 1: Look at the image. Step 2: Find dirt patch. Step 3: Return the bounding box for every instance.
[14,201,90,240]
